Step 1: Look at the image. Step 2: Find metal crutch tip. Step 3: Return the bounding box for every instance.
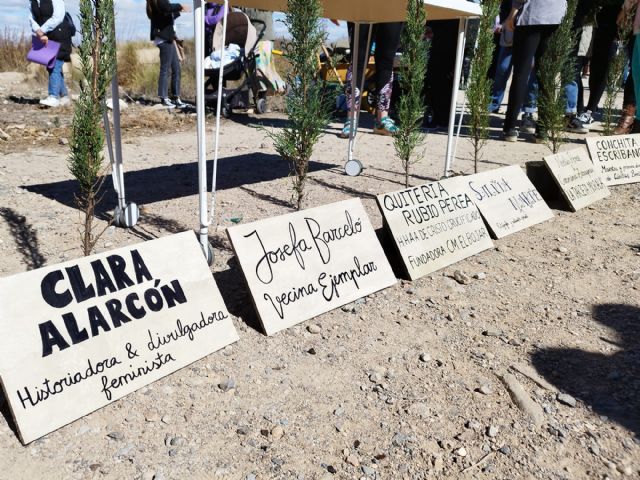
[113,202,140,228]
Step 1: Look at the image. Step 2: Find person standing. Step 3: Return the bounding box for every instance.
[29,0,74,108]
[146,0,190,108]
[502,0,567,142]
[621,0,640,132]
[338,22,404,137]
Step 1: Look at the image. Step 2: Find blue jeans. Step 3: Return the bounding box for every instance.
[489,45,538,113]
[47,59,68,98]
[564,81,578,114]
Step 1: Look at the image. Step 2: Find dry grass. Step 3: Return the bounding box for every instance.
[117,40,196,100]
[0,28,31,73]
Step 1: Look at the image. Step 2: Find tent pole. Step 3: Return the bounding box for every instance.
[353,23,372,150]
[210,0,228,234]
[110,76,126,213]
[443,17,467,178]
[347,22,360,163]
[195,0,210,259]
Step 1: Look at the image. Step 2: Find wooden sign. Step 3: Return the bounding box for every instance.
[227,199,397,335]
[544,148,610,211]
[448,165,554,238]
[586,134,640,185]
[376,179,494,280]
[0,232,238,444]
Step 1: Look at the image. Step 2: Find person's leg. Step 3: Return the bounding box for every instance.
[504,26,541,135]
[586,22,617,112]
[489,45,513,112]
[170,41,181,99]
[372,22,403,132]
[616,41,636,134]
[48,60,65,98]
[157,42,171,99]
[345,22,373,110]
[632,35,640,124]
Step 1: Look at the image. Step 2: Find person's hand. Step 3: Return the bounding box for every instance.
[494,24,503,34]
[40,35,49,46]
[330,19,340,26]
[181,3,191,12]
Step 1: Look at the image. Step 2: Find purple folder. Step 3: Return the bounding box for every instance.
[27,37,60,69]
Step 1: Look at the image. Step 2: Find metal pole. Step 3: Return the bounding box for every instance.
[444,18,467,177]
[347,22,360,162]
[195,0,209,255]
[110,77,126,212]
[210,0,228,227]
[353,23,372,151]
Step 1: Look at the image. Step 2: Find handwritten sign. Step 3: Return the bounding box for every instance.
[544,148,610,211]
[376,179,493,280]
[586,134,640,185]
[0,232,238,444]
[448,165,553,238]
[227,199,396,335]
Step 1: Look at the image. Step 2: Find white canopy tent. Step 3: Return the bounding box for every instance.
[104,0,481,260]
[193,0,481,260]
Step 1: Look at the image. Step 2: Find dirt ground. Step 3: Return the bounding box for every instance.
[0,72,639,480]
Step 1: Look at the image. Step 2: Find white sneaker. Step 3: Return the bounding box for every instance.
[39,95,60,108]
[59,96,71,106]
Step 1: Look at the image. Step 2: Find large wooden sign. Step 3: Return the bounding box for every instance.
[586,134,640,185]
[227,199,397,335]
[544,148,610,211]
[376,179,494,280]
[448,165,553,238]
[0,232,238,444]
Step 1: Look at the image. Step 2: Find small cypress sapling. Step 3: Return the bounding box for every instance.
[537,0,577,154]
[466,0,499,173]
[394,0,428,188]
[68,0,116,255]
[269,0,332,210]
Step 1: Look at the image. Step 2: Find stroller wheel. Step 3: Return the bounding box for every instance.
[256,98,268,114]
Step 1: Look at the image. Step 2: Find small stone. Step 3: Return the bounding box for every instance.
[107,431,124,441]
[557,393,577,407]
[483,329,503,337]
[307,324,321,334]
[271,425,284,440]
[236,426,249,435]
[556,246,568,254]
[246,475,257,480]
[307,347,317,355]
[327,465,337,474]
[161,415,172,424]
[478,384,493,395]
[465,420,481,430]
[487,425,499,438]
[369,372,382,383]
[419,352,431,362]
[219,377,236,392]
[455,447,467,457]
[453,270,471,285]
[58,137,68,145]
[145,411,161,422]
[474,272,487,280]
[170,436,187,447]
[142,471,155,480]
[499,445,511,456]
[345,454,360,467]
[361,465,375,476]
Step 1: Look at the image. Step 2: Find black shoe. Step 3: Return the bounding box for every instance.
[565,114,589,134]
[173,97,187,108]
[631,120,640,134]
[503,128,518,142]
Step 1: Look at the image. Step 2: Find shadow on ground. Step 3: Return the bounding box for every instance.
[23,153,337,213]
[531,303,640,437]
[0,208,46,270]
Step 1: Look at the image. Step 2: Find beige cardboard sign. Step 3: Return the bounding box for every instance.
[586,134,640,185]
[227,199,397,335]
[544,148,610,211]
[376,178,494,280]
[449,165,553,238]
[0,231,238,444]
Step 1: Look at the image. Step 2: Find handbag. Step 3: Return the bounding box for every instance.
[175,39,185,63]
[26,36,61,69]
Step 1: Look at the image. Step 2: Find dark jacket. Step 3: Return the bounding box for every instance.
[147,0,182,42]
[30,0,73,61]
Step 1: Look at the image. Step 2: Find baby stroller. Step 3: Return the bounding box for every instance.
[204,11,267,117]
